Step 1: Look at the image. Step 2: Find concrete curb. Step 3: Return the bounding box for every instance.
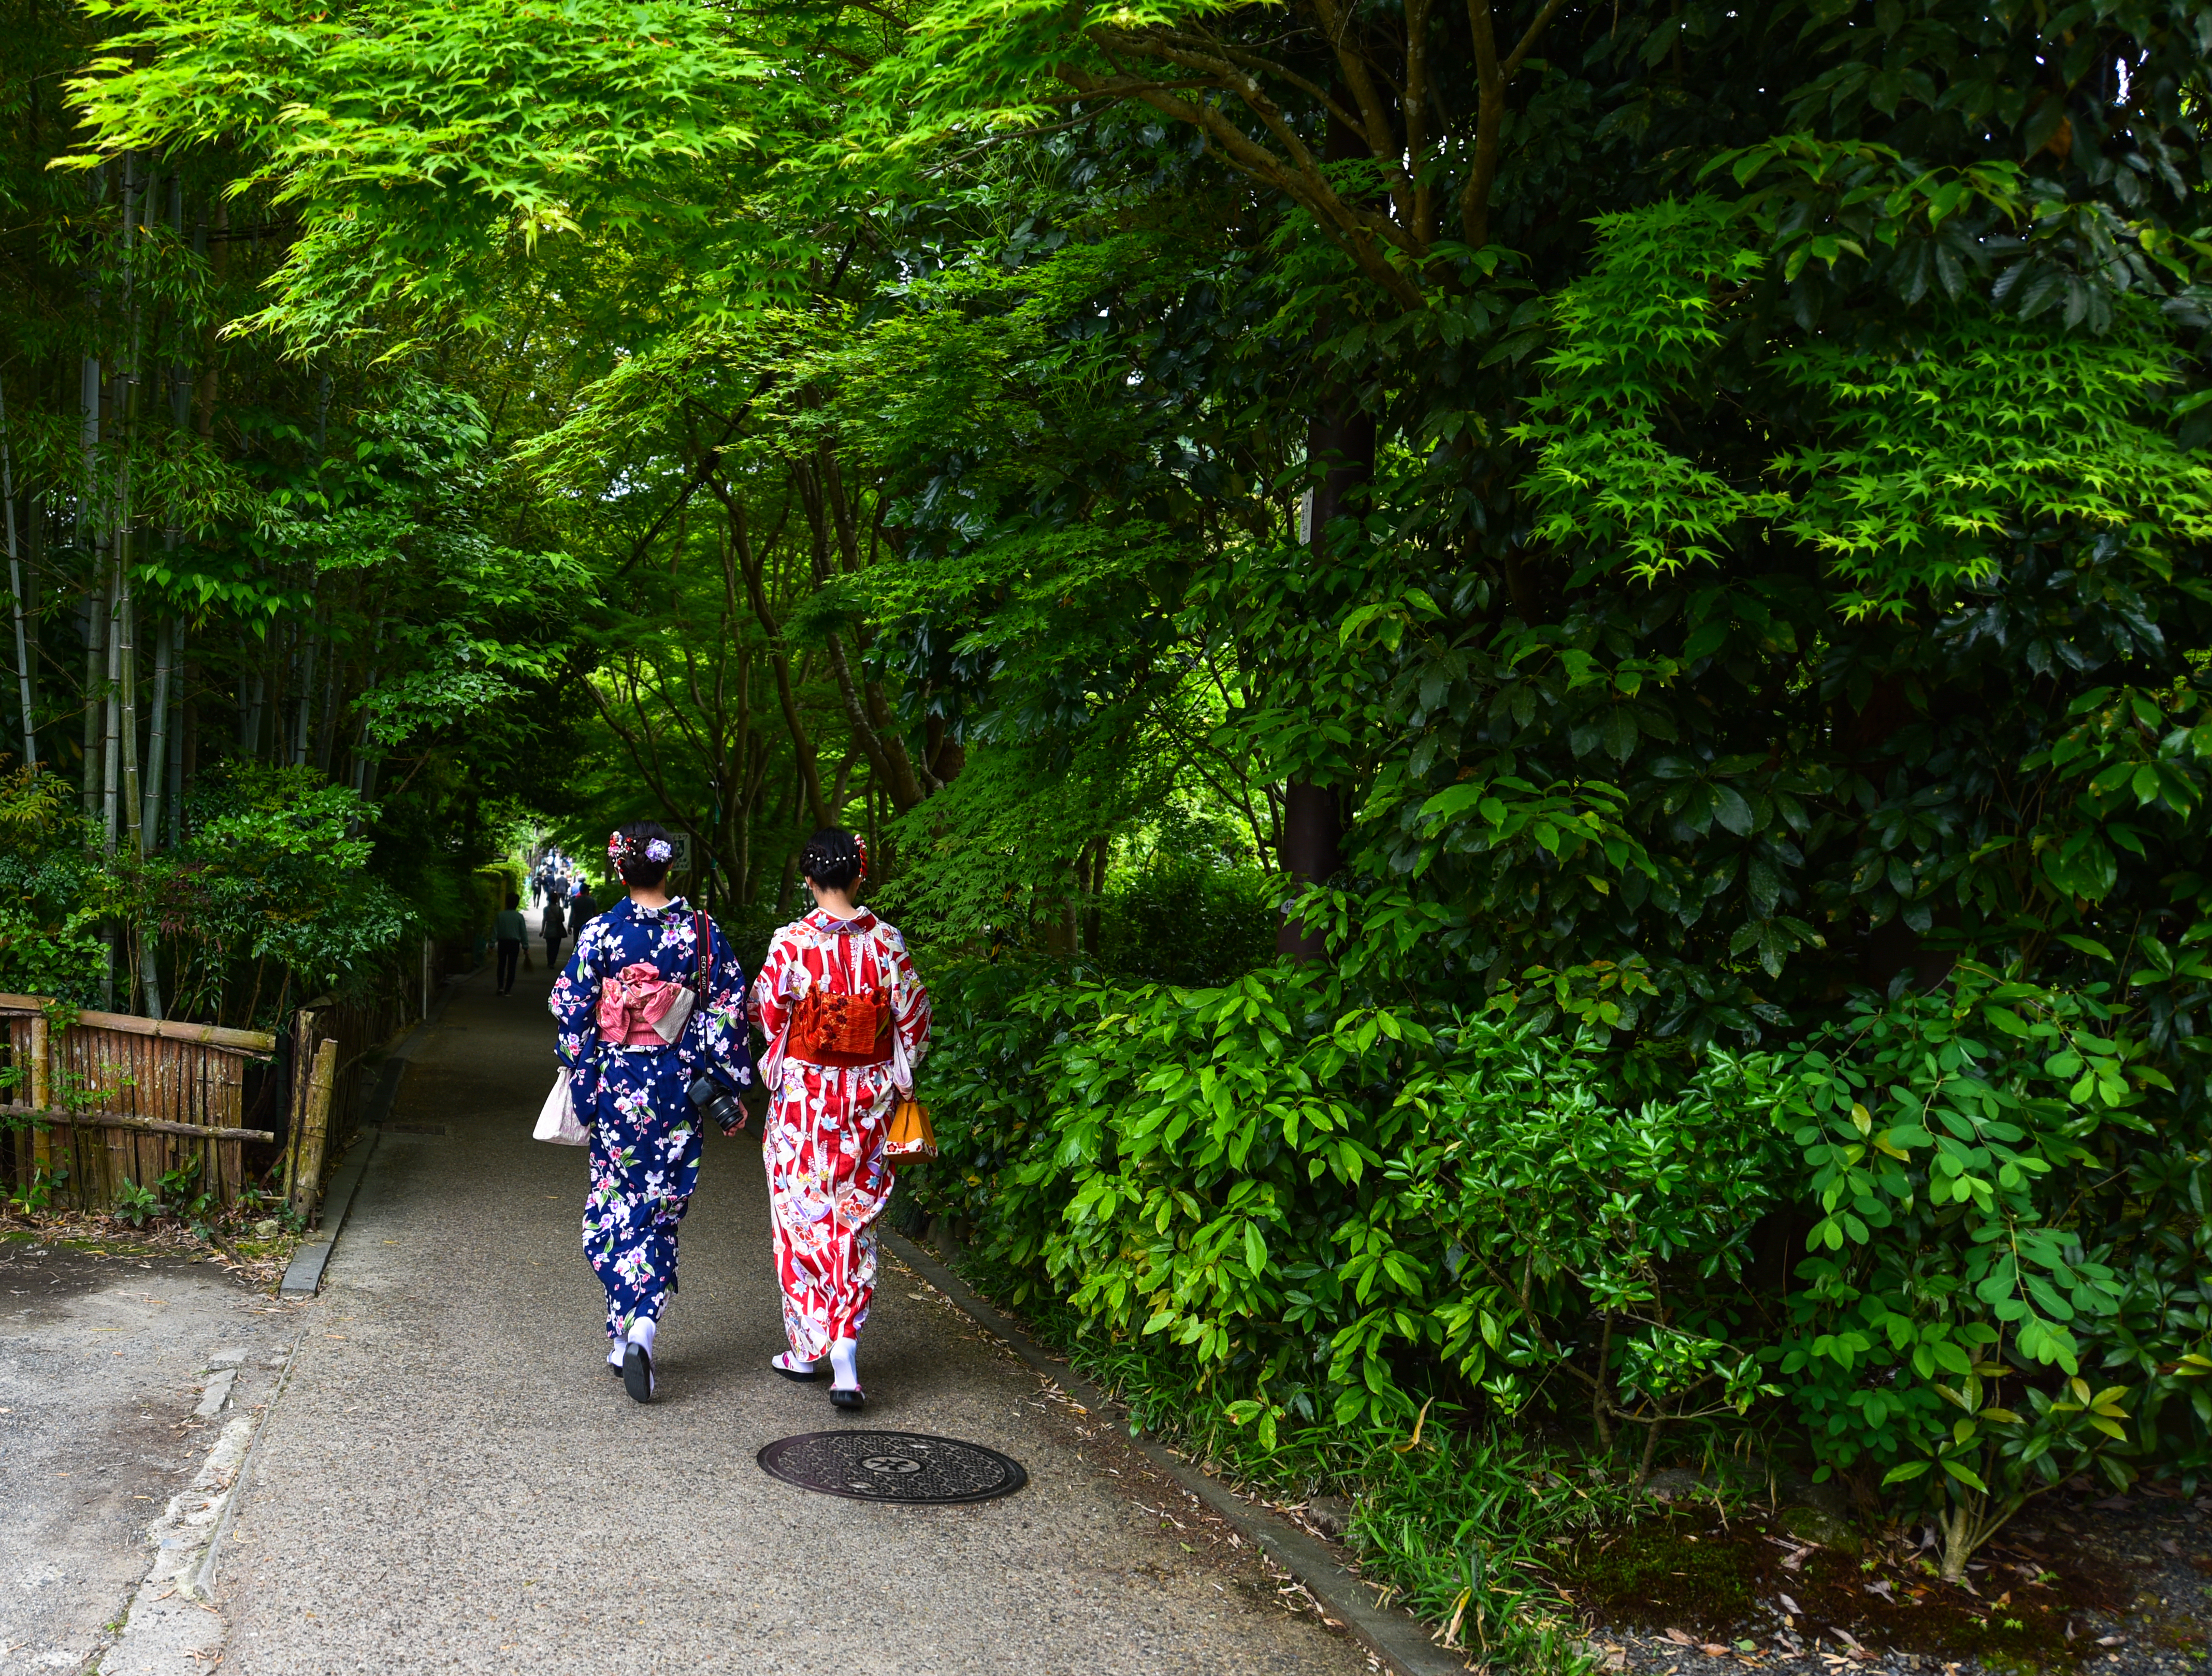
[276,1102,383,1300]
[277,975,459,1300]
[279,977,464,1309]
[191,1334,309,1607]
[883,1230,1468,1676]
[95,1413,257,1675]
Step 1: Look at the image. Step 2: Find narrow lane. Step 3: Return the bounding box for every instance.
[208,955,1370,1675]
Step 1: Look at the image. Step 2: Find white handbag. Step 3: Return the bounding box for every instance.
[534,1068,588,1145]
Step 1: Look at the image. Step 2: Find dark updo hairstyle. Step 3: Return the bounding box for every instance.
[800,827,864,892]
[613,820,674,890]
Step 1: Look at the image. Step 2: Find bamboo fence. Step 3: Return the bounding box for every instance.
[0,998,279,1212]
[0,935,437,1218]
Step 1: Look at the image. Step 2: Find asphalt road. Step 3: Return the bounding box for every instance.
[207,954,1372,1675]
[0,1234,290,1674]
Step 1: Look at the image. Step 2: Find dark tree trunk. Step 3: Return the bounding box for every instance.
[925,712,965,788]
[1276,393,1372,961]
[1275,781,1342,960]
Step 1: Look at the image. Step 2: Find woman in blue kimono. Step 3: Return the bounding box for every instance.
[549,821,755,1403]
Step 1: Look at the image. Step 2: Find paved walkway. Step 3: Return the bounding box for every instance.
[1,1238,288,1674]
[205,957,1371,1675]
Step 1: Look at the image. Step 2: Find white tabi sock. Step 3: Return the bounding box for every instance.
[627,1317,657,1359]
[606,1341,624,1367]
[828,1338,859,1391]
[772,1352,816,1375]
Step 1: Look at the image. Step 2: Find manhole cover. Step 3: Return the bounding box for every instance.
[757,1431,1028,1505]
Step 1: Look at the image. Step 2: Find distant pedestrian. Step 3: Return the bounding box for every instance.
[541,895,567,972]
[550,823,756,1403]
[750,828,932,1410]
[494,892,527,995]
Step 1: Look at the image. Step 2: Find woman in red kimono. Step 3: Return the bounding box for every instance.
[749,828,931,1409]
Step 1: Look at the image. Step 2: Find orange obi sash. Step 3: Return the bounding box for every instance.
[787,986,892,1068]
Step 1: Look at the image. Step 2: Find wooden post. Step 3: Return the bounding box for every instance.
[25,1012,51,1192]
[280,1007,317,1207]
[288,1037,338,1224]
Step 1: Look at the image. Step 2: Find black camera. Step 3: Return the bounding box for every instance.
[688,1075,746,1135]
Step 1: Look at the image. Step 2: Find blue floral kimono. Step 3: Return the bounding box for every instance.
[549,896,755,1344]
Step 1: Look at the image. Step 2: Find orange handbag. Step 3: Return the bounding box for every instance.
[884,1098,937,1160]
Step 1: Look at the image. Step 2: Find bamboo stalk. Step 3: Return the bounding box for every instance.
[281,1007,317,1206]
[0,377,33,767]
[8,1106,273,1144]
[26,1013,51,1186]
[0,995,274,1053]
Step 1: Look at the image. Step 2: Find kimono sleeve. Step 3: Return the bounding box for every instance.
[880,924,932,1076]
[549,916,605,1068]
[692,920,756,1093]
[748,928,799,1043]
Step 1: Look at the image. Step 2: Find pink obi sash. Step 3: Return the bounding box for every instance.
[597,961,695,1047]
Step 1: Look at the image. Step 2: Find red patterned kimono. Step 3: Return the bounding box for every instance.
[749,908,931,1359]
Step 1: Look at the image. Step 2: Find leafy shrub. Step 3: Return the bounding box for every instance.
[0,902,108,1002]
[1094,855,1277,986]
[915,958,1797,1441]
[0,762,107,1002]
[1769,961,2212,1572]
[914,946,2212,1572]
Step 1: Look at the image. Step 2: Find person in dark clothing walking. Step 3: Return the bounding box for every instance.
[495,892,527,995]
[542,893,567,973]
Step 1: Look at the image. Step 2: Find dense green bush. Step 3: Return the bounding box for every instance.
[0,761,109,1001]
[0,759,416,1024]
[911,951,2212,1555]
[1094,857,1276,986]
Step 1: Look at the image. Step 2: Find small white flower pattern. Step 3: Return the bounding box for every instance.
[551,895,755,1343]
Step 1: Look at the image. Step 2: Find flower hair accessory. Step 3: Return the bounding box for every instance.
[854,837,869,881]
[608,830,677,866]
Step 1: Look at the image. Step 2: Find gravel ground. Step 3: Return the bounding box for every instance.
[204,959,1375,1676]
[0,1229,295,1674]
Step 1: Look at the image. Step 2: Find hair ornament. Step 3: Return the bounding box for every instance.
[645,838,673,863]
[854,837,869,881]
[606,829,631,862]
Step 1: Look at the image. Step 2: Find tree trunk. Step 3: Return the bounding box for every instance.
[1275,781,1342,960]
[715,480,830,827]
[1939,1499,1979,1584]
[926,712,966,788]
[1275,391,1373,961]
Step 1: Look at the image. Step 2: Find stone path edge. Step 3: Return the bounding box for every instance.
[193,1332,306,1601]
[278,978,459,1301]
[881,1229,1468,1676]
[274,1083,385,1299]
